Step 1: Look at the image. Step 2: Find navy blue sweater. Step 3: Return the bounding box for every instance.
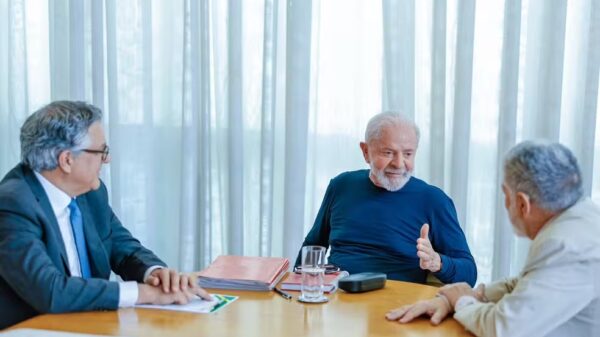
[295,170,477,286]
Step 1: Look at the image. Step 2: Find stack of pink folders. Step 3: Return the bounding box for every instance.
[196,255,289,291]
[280,271,349,293]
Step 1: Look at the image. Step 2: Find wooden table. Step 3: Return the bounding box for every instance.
[12,280,473,337]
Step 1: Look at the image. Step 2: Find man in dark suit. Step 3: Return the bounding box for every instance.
[0,101,210,328]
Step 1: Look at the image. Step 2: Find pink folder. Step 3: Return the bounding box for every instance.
[197,255,290,291]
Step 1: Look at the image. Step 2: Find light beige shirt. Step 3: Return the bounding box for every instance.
[454,198,600,337]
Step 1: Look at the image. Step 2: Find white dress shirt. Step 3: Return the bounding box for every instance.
[34,172,142,307]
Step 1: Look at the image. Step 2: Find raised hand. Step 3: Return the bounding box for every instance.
[417,223,442,272]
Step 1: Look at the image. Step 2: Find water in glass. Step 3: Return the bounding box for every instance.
[301,267,325,301]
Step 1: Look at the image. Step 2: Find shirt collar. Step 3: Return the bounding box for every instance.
[33,171,73,215]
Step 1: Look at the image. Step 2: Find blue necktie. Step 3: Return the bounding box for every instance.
[68,199,92,279]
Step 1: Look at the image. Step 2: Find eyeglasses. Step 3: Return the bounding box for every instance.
[293,264,340,274]
[82,145,110,162]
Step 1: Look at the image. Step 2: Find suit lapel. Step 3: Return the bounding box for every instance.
[21,165,71,274]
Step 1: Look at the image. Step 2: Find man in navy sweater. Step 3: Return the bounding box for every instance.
[295,112,477,286]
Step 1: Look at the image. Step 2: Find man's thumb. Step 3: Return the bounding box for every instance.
[420,223,430,239]
[147,276,159,286]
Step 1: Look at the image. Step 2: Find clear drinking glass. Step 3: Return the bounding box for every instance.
[299,245,327,303]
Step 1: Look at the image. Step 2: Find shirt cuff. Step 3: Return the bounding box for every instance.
[118,281,139,307]
[454,295,480,312]
[143,265,165,283]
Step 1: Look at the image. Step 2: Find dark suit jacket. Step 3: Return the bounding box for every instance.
[0,164,166,328]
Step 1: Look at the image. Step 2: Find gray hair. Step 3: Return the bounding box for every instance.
[504,141,583,212]
[20,101,103,171]
[365,111,420,144]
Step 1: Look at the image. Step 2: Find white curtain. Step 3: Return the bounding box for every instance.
[1,0,599,284]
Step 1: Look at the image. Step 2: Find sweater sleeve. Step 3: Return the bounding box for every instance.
[294,179,336,267]
[430,194,477,286]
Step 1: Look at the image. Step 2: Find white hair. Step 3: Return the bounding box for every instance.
[364,111,420,144]
[504,141,583,212]
[20,101,102,171]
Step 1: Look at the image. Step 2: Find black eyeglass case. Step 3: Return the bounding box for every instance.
[338,272,387,293]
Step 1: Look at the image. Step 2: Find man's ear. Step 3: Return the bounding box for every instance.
[516,192,531,218]
[359,142,370,163]
[57,151,73,174]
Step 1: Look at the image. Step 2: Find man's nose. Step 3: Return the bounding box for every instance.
[390,154,405,169]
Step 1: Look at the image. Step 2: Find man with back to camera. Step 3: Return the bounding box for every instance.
[386,141,600,337]
[0,101,211,328]
[295,112,477,286]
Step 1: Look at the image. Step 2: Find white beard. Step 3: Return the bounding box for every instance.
[370,167,412,192]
